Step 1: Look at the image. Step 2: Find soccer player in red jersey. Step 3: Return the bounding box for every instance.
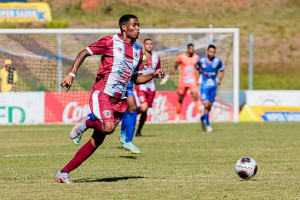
[55,14,164,184]
[135,38,161,136]
[160,44,200,122]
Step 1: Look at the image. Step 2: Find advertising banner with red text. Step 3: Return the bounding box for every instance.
[44,91,233,124]
[45,92,91,123]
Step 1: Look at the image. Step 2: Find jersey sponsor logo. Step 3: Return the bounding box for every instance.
[202,64,206,69]
[103,110,112,118]
[208,72,216,77]
[206,78,215,86]
[184,65,195,83]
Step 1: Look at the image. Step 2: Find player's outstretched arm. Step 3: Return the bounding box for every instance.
[133,69,164,85]
[160,62,178,85]
[60,49,91,92]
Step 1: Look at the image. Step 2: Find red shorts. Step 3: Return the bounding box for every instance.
[136,89,156,107]
[89,90,126,126]
[177,84,198,95]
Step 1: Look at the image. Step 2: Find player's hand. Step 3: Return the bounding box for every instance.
[142,59,149,69]
[217,78,221,85]
[153,69,164,79]
[160,74,169,85]
[60,75,74,92]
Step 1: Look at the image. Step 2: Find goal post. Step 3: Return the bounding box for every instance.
[0,28,239,123]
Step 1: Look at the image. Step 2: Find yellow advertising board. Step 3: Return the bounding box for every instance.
[0,2,52,22]
[239,105,300,122]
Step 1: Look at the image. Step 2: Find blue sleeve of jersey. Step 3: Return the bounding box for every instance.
[218,59,225,71]
[197,59,202,69]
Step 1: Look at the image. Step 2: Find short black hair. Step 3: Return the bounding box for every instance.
[144,38,152,44]
[207,44,216,50]
[119,14,138,31]
[187,43,194,48]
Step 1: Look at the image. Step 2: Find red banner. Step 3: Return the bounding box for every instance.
[45,92,90,123]
[44,91,233,123]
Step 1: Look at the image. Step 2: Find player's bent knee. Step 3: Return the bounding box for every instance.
[102,122,115,134]
[127,105,137,112]
[140,103,148,113]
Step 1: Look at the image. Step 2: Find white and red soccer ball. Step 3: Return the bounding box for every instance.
[235,157,257,180]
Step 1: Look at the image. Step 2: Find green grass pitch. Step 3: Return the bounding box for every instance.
[0,123,299,199]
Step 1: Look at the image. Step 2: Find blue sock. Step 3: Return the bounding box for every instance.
[121,110,128,133]
[204,113,210,126]
[125,111,138,143]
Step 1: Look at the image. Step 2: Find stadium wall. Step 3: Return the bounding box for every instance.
[0,91,233,125]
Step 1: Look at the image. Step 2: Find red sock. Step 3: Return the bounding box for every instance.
[86,119,103,132]
[61,140,96,173]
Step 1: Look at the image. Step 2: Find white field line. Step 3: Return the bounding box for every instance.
[3,151,119,158]
[3,152,73,158]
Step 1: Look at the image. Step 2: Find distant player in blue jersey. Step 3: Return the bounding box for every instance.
[119,80,141,154]
[197,44,225,132]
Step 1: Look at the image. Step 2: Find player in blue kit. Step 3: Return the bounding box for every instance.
[197,45,225,132]
[119,80,141,154]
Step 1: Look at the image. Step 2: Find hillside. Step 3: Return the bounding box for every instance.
[3,0,300,89]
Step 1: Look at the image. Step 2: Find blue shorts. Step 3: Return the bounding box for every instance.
[200,87,217,103]
[127,88,135,97]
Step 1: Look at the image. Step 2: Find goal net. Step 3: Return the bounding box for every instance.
[0,29,239,124]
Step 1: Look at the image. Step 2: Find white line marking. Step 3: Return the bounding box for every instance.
[3,153,72,158]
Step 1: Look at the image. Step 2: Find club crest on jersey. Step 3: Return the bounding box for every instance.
[103,110,112,118]
[202,64,206,69]
[134,52,139,59]
[139,96,145,102]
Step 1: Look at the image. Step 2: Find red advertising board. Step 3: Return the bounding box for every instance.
[45,91,233,123]
[45,92,90,123]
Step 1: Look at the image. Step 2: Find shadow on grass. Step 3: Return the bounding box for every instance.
[135,135,156,137]
[119,155,138,159]
[74,176,145,183]
[239,179,258,181]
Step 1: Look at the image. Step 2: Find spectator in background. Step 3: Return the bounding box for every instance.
[0,59,18,92]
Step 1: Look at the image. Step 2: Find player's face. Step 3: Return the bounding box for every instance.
[207,48,216,59]
[187,46,194,54]
[144,40,153,52]
[125,18,140,40]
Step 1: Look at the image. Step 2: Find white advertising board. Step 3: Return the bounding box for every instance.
[246,90,300,106]
[0,92,44,124]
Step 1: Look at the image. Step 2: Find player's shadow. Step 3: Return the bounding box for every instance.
[136,135,156,137]
[119,155,138,159]
[74,176,144,183]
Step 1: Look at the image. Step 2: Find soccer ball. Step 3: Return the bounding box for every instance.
[235,157,257,180]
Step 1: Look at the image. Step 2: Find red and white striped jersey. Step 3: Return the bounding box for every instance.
[135,54,161,92]
[86,34,143,99]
